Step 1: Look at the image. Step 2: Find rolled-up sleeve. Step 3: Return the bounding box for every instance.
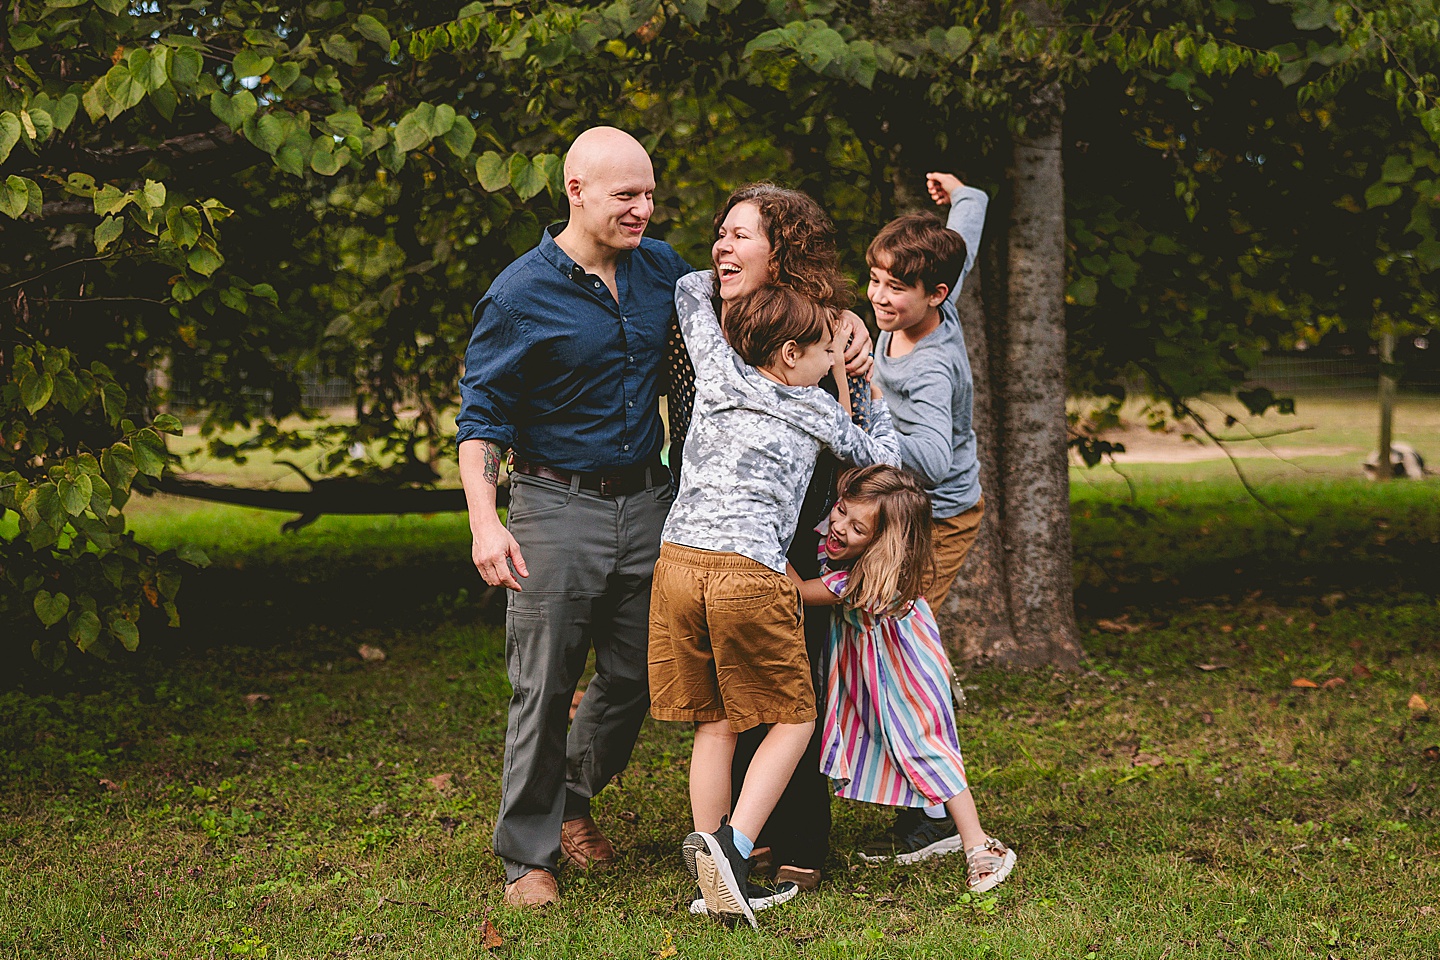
[456,293,527,449]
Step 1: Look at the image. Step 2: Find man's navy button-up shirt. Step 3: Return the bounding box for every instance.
[456,224,692,472]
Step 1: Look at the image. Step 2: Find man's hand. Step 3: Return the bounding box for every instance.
[926,172,963,207]
[458,438,529,591]
[472,514,528,591]
[840,309,875,379]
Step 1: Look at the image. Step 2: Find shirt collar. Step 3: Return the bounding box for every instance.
[538,222,632,281]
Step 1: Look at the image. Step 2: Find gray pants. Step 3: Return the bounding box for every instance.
[494,471,673,882]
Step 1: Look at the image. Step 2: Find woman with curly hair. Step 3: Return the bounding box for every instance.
[661,184,878,919]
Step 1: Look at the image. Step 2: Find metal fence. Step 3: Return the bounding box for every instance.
[1244,355,1440,395]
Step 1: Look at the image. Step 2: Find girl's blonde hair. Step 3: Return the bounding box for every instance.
[835,464,935,615]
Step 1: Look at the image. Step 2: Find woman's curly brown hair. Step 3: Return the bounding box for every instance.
[712,184,853,311]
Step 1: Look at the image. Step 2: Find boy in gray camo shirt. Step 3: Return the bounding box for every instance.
[649,272,899,926]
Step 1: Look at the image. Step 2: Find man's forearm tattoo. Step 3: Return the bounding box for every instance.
[482,442,502,486]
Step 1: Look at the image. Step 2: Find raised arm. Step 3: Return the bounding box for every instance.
[673,270,731,378]
[823,380,901,469]
[926,173,989,307]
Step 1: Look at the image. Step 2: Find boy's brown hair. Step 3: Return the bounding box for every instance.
[713,183,853,311]
[834,464,935,615]
[724,285,837,368]
[866,213,966,294]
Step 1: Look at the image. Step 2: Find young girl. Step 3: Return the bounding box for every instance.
[788,464,1017,892]
[650,278,900,927]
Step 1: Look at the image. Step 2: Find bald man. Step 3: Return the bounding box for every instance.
[457,127,690,907]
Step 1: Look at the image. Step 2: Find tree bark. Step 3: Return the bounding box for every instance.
[939,265,1023,663]
[996,56,1083,668]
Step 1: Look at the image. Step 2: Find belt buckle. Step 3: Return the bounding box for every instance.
[598,474,617,497]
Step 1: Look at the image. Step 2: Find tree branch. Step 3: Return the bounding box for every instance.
[3,255,120,291]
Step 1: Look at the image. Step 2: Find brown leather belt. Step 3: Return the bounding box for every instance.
[511,457,664,498]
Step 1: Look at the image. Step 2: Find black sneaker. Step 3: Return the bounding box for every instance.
[859,809,963,865]
[688,878,800,916]
[684,820,756,928]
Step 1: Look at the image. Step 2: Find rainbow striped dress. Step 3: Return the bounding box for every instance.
[817,566,969,807]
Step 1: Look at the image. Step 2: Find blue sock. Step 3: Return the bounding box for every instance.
[730,825,755,859]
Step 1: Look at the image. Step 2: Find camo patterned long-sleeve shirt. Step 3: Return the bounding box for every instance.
[661,270,901,573]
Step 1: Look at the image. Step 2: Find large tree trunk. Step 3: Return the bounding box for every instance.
[940,265,1023,663]
[995,30,1083,668]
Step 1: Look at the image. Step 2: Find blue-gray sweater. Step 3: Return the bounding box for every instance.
[872,185,988,518]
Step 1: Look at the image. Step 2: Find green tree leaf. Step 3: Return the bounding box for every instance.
[356,14,391,46]
[111,618,140,652]
[442,114,476,158]
[164,206,201,248]
[476,151,509,191]
[211,90,258,129]
[70,609,102,651]
[248,113,286,154]
[153,413,183,434]
[269,61,301,90]
[395,105,434,152]
[187,238,225,276]
[233,50,274,80]
[95,214,124,252]
[34,590,70,628]
[322,34,358,65]
[1364,182,1403,208]
[533,152,563,200]
[20,366,54,413]
[59,475,93,516]
[429,103,456,137]
[1380,155,1415,184]
[0,112,21,164]
[102,443,139,493]
[2,175,42,219]
[509,153,546,200]
[132,430,168,478]
[324,109,365,138]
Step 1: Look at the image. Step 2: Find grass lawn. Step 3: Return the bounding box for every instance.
[3,472,1439,958]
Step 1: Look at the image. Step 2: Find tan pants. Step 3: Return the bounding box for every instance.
[925,497,984,613]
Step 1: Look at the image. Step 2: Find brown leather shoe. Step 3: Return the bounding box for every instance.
[502,868,559,907]
[559,815,617,870]
[774,865,821,891]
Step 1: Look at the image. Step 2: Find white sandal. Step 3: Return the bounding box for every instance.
[965,838,1016,893]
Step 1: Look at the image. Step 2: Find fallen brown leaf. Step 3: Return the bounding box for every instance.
[1409,693,1430,715]
[1352,664,1372,679]
[1200,712,1214,725]
[358,644,387,662]
[1420,905,1436,917]
[1423,746,1440,762]
[1219,624,1234,634]
[426,773,454,793]
[618,810,639,823]
[98,778,122,792]
[243,693,272,706]
[1291,678,1319,688]
[1132,753,1164,768]
[1096,617,1141,635]
[1196,663,1227,672]
[1321,677,1346,690]
[481,919,503,950]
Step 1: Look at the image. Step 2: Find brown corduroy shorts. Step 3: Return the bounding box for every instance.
[925,496,985,613]
[648,542,815,733]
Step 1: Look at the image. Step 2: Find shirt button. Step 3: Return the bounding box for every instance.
[594,281,601,288]
[623,444,630,451]
[627,401,633,408]
[627,355,634,362]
